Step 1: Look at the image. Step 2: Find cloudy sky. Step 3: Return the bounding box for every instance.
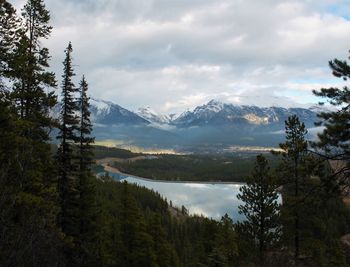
[12,0,350,113]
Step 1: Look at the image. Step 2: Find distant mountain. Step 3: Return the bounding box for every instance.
[89,98,149,125]
[137,107,172,125]
[172,99,317,128]
[52,97,323,151]
[88,98,180,149]
[83,98,319,129]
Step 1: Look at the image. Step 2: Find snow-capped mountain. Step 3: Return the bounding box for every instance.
[172,99,317,127]
[137,107,172,125]
[51,97,325,150]
[309,104,330,114]
[54,98,319,129]
[89,98,149,125]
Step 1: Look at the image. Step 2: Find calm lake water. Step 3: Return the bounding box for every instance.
[107,172,247,221]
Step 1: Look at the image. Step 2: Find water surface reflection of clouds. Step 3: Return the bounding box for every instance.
[123,177,246,221]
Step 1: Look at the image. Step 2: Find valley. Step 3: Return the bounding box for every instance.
[93,146,280,182]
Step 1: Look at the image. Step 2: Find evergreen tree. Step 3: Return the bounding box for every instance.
[76,76,98,265]
[0,1,64,265]
[0,90,20,266]
[57,42,80,249]
[300,162,350,266]
[149,214,179,267]
[0,0,22,84]
[277,115,308,262]
[9,0,58,202]
[120,181,157,266]
[209,214,238,267]
[309,52,350,265]
[237,155,281,266]
[11,0,56,123]
[312,52,350,188]
[77,76,94,177]
[77,76,94,174]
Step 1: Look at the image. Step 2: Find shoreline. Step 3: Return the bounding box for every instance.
[123,175,245,185]
[100,163,245,185]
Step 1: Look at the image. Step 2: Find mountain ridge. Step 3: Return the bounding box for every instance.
[89,97,321,128]
[171,99,318,128]
[52,97,325,151]
[89,98,150,125]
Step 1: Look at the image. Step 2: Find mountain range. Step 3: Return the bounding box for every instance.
[86,98,322,152]
[90,98,318,128]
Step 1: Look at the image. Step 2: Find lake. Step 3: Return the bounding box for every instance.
[106,172,247,221]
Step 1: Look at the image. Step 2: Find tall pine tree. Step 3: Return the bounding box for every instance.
[9,0,58,203]
[77,76,94,179]
[312,52,350,189]
[0,1,64,265]
[12,0,56,124]
[0,0,22,85]
[277,115,308,262]
[76,76,98,265]
[237,155,281,266]
[57,42,80,247]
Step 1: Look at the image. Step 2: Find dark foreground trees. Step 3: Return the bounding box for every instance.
[0,0,64,266]
[310,51,350,265]
[57,43,98,265]
[274,115,350,266]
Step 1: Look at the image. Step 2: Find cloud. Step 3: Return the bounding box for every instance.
[10,0,350,114]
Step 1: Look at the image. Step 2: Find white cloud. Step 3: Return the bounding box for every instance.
[10,0,350,114]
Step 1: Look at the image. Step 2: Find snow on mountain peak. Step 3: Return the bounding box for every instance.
[204,99,225,112]
[189,99,225,117]
[137,107,171,124]
[138,106,157,115]
[90,97,112,115]
[171,99,319,127]
[85,97,319,129]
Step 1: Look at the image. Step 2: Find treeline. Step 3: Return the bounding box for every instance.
[93,145,141,159]
[112,154,280,182]
[95,176,240,267]
[0,0,97,265]
[0,0,66,265]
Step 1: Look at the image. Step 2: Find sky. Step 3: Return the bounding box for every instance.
[12,0,350,114]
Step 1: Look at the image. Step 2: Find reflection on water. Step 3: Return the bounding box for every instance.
[107,172,246,221]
